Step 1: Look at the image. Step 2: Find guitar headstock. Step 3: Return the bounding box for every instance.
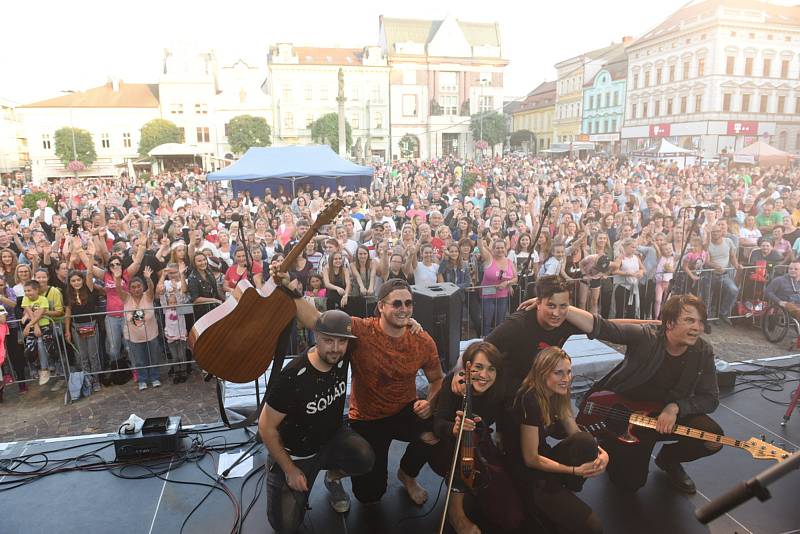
[743,437,791,462]
[312,199,345,229]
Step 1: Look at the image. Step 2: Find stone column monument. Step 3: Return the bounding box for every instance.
[336,68,346,157]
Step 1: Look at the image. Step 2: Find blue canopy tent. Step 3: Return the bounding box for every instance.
[206,145,373,197]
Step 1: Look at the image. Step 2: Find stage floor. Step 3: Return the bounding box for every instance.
[2,357,799,534]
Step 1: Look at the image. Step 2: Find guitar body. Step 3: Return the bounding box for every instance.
[189,279,295,383]
[577,390,662,445]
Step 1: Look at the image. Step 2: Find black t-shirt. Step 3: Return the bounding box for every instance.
[504,390,563,473]
[486,310,581,396]
[623,352,687,404]
[267,351,349,457]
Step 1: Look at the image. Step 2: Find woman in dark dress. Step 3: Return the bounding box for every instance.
[64,267,102,391]
[186,252,223,321]
[506,347,607,534]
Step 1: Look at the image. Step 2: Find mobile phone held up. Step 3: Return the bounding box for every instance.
[69,222,80,237]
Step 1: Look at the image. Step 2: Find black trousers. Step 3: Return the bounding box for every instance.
[266,426,374,534]
[349,402,434,503]
[603,413,723,492]
[515,432,603,534]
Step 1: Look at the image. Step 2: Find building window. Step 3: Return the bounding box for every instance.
[595,120,600,133]
[439,71,458,92]
[320,86,329,101]
[42,134,51,149]
[283,113,293,130]
[441,95,458,116]
[613,92,619,106]
[695,94,702,113]
[479,96,493,112]
[669,64,675,82]
[178,127,185,140]
[350,113,359,129]
[781,60,790,79]
[612,119,617,131]
[588,122,593,134]
[196,127,210,143]
[697,58,705,76]
[633,73,639,89]
[195,103,208,115]
[642,102,649,117]
[680,96,687,114]
[304,84,313,101]
[123,132,131,148]
[374,112,383,129]
[170,103,183,115]
[605,93,610,107]
[796,97,800,114]
[726,56,735,75]
[101,133,110,148]
[588,96,593,109]
[667,98,673,115]
[763,58,772,77]
[644,71,650,87]
[655,100,661,116]
[371,84,382,103]
[683,60,691,79]
[778,95,786,113]
[306,114,314,128]
[723,93,732,112]
[351,86,359,101]
[402,94,417,116]
[744,57,753,76]
[760,95,769,113]
[656,69,662,85]
[282,84,292,101]
[741,93,751,112]
[631,103,637,118]
[603,119,609,133]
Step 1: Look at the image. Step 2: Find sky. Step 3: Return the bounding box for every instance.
[0,0,757,105]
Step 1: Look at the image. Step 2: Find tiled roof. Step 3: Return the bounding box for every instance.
[22,82,159,108]
[291,47,364,66]
[513,81,557,114]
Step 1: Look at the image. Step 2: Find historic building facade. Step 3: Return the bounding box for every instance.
[510,81,556,153]
[582,53,627,154]
[621,1,800,157]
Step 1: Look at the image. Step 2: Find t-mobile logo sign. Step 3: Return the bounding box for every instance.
[653,126,667,136]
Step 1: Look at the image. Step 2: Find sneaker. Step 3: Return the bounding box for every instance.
[324,473,351,513]
[38,369,51,386]
[655,454,696,494]
[151,380,161,388]
[50,379,63,392]
[138,382,148,391]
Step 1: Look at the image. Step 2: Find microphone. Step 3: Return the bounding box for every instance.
[544,191,557,208]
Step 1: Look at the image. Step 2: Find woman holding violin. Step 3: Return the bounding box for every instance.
[506,346,607,534]
[431,341,522,534]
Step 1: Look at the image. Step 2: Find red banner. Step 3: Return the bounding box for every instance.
[727,121,758,135]
[649,124,671,137]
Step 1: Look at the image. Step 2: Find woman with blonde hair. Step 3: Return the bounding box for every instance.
[507,347,607,534]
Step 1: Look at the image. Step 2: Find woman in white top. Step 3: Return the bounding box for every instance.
[409,243,439,286]
[611,238,644,319]
[739,215,762,247]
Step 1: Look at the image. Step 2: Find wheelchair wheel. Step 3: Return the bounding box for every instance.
[762,306,789,343]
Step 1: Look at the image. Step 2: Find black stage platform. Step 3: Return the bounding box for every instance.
[2,357,799,534]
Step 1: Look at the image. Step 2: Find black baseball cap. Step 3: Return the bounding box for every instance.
[314,310,357,339]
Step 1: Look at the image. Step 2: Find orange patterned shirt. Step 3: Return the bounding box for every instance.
[348,317,440,421]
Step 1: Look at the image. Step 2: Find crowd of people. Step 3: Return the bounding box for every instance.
[0,153,799,403]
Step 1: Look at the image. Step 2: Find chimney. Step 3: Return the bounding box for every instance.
[109,76,120,92]
[622,36,634,45]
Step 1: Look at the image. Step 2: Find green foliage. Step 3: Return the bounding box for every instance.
[461,172,479,196]
[54,127,96,167]
[227,115,271,154]
[138,119,183,157]
[510,129,535,147]
[23,192,53,212]
[310,113,352,152]
[399,134,419,158]
[470,111,508,147]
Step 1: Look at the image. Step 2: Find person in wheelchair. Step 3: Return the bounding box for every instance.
[765,259,800,320]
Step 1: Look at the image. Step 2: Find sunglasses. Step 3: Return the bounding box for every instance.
[384,299,413,309]
[109,262,122,267]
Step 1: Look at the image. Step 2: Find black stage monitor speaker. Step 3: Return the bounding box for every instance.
[411,283,463,372]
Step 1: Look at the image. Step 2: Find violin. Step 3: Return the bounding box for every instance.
[459,361,478,489]
[188,199,344,383]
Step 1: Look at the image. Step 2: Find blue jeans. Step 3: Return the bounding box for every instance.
[482,296,508,337]
[105,315,125,362]
[128,337,161,383]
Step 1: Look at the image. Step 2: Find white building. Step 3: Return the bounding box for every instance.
[0,98,26,175]
[18,80,160,182]
[622,0,800,157]
[379,16,508,160]
[268,43,390,160]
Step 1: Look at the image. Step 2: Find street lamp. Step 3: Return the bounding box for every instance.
[60,90,78,176]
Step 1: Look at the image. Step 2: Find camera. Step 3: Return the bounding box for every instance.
[69,222,80,237]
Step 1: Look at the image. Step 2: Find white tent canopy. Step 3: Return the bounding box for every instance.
[148,143,201,157]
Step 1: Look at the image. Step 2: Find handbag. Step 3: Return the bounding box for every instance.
[77,323,97,338]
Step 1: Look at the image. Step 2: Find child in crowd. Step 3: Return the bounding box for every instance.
[654,242,675,318]
[21,280,57,385]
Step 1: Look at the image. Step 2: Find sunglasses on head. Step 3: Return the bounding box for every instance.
[384,299,413,309]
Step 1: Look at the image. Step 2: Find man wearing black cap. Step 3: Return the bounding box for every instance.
[283,275,443,506]
[259,310,374,533]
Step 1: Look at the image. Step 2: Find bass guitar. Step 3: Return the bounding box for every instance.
[188,199,344,383]
[577,390,790,462]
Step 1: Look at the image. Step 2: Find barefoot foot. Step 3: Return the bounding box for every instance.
[397,468,428,505]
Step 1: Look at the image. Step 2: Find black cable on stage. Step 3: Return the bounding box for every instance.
[397,476,446,526]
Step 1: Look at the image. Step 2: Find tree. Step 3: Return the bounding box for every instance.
[54,127,96,167]
[138,119,183,157]
[226,115,271,154]
[399,134,419,158]
[310,113,352,152]
[470,111,508,147]
[510,129,536,150]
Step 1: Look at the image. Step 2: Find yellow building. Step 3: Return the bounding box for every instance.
[511,81,555,153]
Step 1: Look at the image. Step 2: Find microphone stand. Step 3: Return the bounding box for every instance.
[659,204,704,317]
[521,193,555,297]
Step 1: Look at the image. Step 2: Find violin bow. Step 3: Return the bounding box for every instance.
[438,362,472,534]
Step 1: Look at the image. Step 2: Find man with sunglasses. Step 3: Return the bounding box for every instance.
[283,274,443,506]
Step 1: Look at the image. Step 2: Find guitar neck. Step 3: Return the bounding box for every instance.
[278,229,316,274]
[628,413,742,449]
